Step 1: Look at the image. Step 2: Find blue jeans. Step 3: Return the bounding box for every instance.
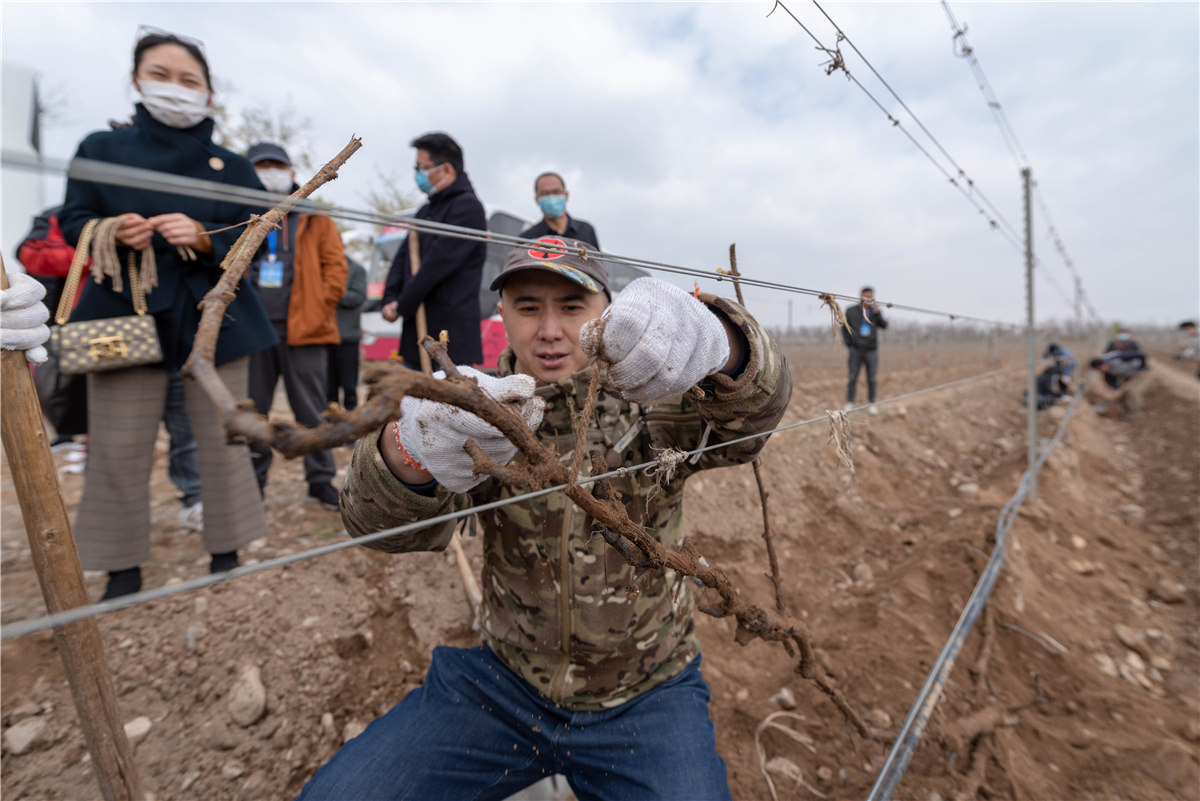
[163,371,201,507]
[298,646,731,801]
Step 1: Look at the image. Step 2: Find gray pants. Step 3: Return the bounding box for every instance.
[248,341,336,488]
[76,359,267,571]
[847,347,880,404]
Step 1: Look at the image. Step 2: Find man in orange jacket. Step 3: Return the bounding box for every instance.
[245,142,348,508]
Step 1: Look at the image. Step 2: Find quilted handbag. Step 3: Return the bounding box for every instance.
[49,218,163,375]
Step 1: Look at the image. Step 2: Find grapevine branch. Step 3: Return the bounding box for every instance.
[406,338,885,742]
[182,143,885,740]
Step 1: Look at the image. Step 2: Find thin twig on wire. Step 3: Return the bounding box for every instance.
[819,293,852,348]
[727,244,786,612]
[826,409,856,482]
[201,216,278,237]
[818,33,849,77]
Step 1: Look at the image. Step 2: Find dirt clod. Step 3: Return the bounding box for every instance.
[1140,740,1200,801]
[180,770,201,792]
[3,717,48,755]
[342,720,367,743]
[228,665,267,728]
[1114,624,1151,659]
[1068,725,1096,749]
[769,688,796,710]
[867,708,892,730]
[7,702,41,725]
[123,716,152,746]
[1151,578,1187,604]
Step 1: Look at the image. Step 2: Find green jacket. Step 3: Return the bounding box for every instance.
[341,293,792,710]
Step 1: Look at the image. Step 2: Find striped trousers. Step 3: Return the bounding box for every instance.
[74,358,267,571]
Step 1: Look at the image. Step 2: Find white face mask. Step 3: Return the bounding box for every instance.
[256,168,294,195]
[138,80,211,129]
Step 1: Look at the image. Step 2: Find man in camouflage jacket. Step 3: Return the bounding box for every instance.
[300,238,792,801]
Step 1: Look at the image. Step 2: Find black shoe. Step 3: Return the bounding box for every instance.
[101,567,142,601]
[210,550,239,574]
[307,481,339,511]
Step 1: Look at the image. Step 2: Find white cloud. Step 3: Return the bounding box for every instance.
[3,1,1196,330]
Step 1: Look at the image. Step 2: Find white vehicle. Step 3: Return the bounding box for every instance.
[2,63,46,268]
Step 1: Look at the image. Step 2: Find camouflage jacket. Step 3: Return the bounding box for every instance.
[340,294,792,710]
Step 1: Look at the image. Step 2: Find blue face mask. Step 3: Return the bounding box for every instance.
[414,168,435,195]
[538,194,567,218]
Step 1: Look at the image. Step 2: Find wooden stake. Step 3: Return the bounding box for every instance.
[0,264,143,801]
[406,229,482,613]
[407,228,433,376]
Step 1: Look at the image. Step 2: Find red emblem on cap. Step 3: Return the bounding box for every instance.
[528,238,567,260]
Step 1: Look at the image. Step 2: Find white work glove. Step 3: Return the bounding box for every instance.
[0,273,51,365]
[580,277,730,403]
[396,366,545,492]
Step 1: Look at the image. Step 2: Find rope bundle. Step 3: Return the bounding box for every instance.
[88,216,198,295]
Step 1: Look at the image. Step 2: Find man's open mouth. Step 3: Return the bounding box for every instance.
[535,352,568,369]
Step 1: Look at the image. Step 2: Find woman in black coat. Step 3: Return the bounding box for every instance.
[58,31,275,600]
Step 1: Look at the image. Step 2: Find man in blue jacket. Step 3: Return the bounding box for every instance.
[381,133,485,367]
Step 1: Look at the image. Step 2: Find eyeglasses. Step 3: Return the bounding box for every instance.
[413,162,446,174]
[136,25,207,56]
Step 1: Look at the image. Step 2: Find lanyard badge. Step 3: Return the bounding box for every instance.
[259,230,284,288]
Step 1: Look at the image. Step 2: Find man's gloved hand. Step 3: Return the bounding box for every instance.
[396,366,545,492]
[579,277,730,403]
[0,273,51,365]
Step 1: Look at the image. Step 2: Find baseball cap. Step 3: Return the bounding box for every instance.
[246,142,292,166]
[491,237,611,298]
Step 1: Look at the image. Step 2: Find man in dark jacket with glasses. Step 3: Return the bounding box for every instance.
[381,132,485,367]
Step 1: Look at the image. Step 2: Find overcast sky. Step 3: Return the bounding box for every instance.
[3,2,1197,330]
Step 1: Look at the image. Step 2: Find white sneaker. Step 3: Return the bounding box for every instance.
[177,502,204,532]
[842,402,855,412]
[868,404,879,416]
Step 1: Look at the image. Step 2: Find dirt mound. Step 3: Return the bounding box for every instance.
[2,355,1197,800]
